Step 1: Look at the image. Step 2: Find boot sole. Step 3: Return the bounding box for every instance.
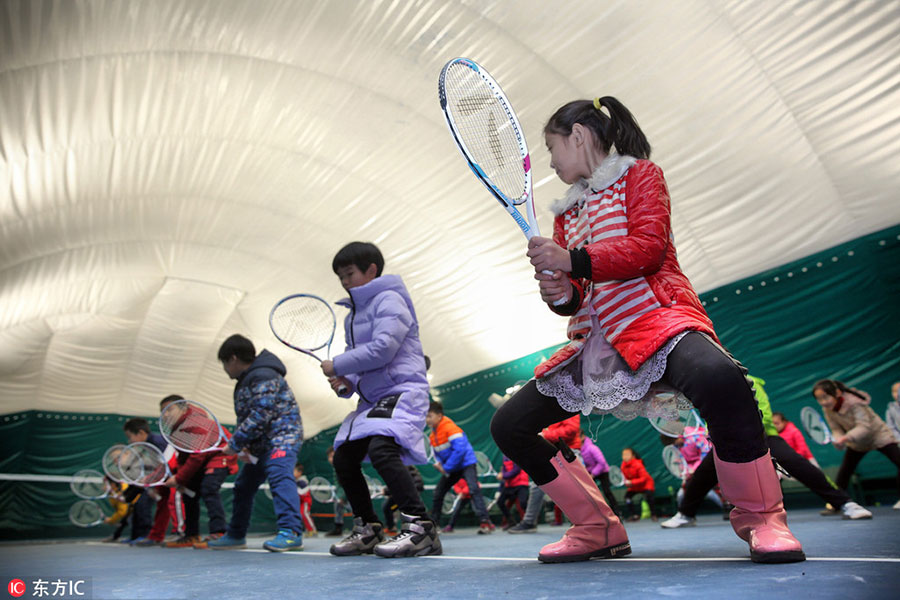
[264,544,304,552]
[749,549,806,564]
[538,541,632,563]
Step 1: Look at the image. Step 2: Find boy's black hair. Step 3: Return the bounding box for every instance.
[659,433,677,446]
[123,418,151,435]
[772,411,786,420]
[160,394,184,408]
[332,241,384,277]
[427,401,444,415]
[217,334,256,363]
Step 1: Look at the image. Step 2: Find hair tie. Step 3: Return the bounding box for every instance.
[593,97,603,111]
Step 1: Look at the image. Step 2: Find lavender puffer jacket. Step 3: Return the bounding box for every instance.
[331,275,429,464]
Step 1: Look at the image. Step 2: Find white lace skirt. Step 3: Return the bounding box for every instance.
[535,315,693,421]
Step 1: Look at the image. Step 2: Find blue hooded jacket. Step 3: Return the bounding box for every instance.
[228,349,302,458]
[331,275,429,464]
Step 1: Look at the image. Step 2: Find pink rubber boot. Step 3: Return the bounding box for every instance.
[714,449,806,563]
[536,450,631,563]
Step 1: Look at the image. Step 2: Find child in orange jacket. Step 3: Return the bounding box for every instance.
[621,448,658,522]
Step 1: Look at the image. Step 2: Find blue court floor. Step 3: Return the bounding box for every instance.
[2,507,899,600]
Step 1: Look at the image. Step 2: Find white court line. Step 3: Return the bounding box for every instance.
[239,549,900,563]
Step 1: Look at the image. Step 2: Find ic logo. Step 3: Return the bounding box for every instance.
[7,579,26,598]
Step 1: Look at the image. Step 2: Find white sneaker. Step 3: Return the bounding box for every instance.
[660,512,696,528]
[840,501,872,520]
[893,499,900,510]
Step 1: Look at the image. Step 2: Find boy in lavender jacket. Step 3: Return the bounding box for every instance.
[320,242,441,558]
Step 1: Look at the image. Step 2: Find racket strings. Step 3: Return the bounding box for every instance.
[161,404,221,452]
[271,299,335,351]
[444,64,528,202]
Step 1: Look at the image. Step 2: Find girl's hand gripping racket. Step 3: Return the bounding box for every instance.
[118,442,196,498]
[439,57,566,306]
[269,294,349,394]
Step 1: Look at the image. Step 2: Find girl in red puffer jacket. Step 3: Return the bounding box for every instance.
[620,448,657,522]
[490,96,804,566]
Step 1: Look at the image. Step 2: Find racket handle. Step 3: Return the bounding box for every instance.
[179,486,196,498]
[337,384,349,394]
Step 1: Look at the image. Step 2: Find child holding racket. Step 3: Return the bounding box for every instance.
[620,448,658,522]
[491,96,805,563]
[209,334,304,552]
[157,395,235,548]
[812,379,900,509]
[123,418,174,546]
[320,241,441,558]
[496,456,529,529]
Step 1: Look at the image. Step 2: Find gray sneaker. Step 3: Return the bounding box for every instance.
[329,518,384,556]
[373,513,442,558]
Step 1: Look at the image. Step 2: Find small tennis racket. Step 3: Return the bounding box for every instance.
[365,473,385,501]
[474,451,498,477]
[608,465,626,487]
[309,475,336,504]
[442,491,461,516]
[118,442,196,498]
[70,469,111,500]
[102,445,128,483]
[648,396,698,437]
[68,499,109,527]
[439,57,565,306]
[800,406,834,445]
[159,399,230,453]
[662,445,688,480]
[269,293,348,394]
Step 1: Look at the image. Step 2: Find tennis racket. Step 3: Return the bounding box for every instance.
[68,499,109,527]
[157,398,259,463]
[439,57,565,306]
[648,395,698,437]
[101,445,128,483]
[608,465,626,488]
[662,445,688,480]
[365,473,385,501]
[442,491,460,516]
[309,475,336,504]
[800,406,834,445]
[474,450,498,477]
[70,469,111,500]
[118,442,196,498]
[269,293,348,394]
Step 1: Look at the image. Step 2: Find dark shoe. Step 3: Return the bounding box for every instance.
[325,526,344,537]
[507,521,537,534]
[477,521,495,535]
[373,514,442,558]
[329,518,384,556]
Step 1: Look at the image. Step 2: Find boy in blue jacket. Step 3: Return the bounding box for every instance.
[321,241,441,558]
[209,334,304,552]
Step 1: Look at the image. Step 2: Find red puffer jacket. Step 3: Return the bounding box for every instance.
[536,159,716,377]
[621,457,655,492]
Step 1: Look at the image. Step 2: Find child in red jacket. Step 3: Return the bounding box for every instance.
[620,448,658,522]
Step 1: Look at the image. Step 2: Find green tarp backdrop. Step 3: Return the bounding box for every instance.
[2,225,898,539]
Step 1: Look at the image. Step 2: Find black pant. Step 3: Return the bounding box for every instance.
[491,332,767,485]
[497,485,529,522]
[333,435,428,523]
[430,464,491,524]
[182,466,230,536]
[679,435,852,517]
[382,465,425,529]
[836,443,900,495]
[594,472,621,516]
[130,490,154,539]
[624,490,658,518]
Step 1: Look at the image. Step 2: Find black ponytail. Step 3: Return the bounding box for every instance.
[544,96,651,160]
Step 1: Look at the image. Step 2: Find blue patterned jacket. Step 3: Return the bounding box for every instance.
[228,349,302,458]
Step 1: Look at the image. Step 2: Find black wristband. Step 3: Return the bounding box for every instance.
[569,248,592,280]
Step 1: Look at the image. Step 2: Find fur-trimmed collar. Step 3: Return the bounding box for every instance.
[550,153,638,215]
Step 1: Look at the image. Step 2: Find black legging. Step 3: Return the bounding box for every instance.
[679,435,852,518]
[594,472,621,516]
[491,332,767,485]
[332,435,429,523]
[836,443,900,495]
